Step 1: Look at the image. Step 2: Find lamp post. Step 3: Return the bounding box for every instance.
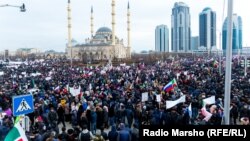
[1,3,26,61]
[0,3,26,12]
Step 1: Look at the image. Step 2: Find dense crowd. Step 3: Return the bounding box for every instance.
[0,59,141,141]
[0,55,250,141]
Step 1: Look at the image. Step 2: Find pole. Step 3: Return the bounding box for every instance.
[67,0,72,68]
[223,0,233,125]
[71,46,72,68]
[219,33,222,75]
[244,55,247,77]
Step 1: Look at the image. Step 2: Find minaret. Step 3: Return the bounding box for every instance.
[127,1,131,58]
[90,6,94,37]
[111,0,116,45]
[67,0,72,49]
[67,0,73,67]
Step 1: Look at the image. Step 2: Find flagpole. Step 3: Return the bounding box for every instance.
[223,0,233,125]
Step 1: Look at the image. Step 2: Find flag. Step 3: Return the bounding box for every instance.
[166,95,186,109]
[4,122,28,141]
[15,116,21,124]
[203,96,215,105]
[163,78,177,92]
[201,107,212,122]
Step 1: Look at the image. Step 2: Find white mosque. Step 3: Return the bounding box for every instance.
[65,0,131,61]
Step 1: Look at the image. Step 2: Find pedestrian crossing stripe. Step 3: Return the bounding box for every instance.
[16,98,32,112]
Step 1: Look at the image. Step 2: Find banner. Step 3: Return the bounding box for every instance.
[45,77,51,81]
[203,96,215,105]
[0,72,4,76]
[69,87,81,96]
[166,95,186,109]
[142,92,148,102]
[156,94,161,102]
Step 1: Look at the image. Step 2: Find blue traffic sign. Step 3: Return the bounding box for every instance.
[12,94,34,116]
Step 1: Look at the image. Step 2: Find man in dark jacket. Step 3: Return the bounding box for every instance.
[48,107,58,128]
[101,126,108,140]
[108,125,118,141]
[57,104,66,127]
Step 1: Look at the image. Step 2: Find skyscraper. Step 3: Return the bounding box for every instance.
[222,14,242,55]
[155,25,169,52]
[171,2,191,52]
[199,7,216,52]
[191,36,199,50]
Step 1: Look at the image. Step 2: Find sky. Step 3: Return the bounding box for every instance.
[0,0,249,53]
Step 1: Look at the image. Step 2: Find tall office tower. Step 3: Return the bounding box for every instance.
[155,25,169,52]
[199,7,216,53]
[191,36,199,51]
[222,14,242,55]
[171,2,191,52]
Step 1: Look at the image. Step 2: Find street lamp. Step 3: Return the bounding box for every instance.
[0,3,26,12]
[0,3,26,61]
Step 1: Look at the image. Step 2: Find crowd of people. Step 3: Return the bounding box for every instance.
[0,58,141,141]
[0,54,250,141]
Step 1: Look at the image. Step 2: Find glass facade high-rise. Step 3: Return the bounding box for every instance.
[191,36,199,50]
[199,7,216,52]
[155,25,169,52]
[222,14,242,55]
[171,2,191,52]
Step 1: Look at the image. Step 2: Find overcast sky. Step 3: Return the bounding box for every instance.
[0,0,249,52]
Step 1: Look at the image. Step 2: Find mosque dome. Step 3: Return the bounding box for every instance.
[94,27,112,40]
[96,27,112,33]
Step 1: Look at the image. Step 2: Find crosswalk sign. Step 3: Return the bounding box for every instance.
[13,94,34,116]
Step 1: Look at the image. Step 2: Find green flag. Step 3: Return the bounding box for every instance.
[4,122,28,141]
